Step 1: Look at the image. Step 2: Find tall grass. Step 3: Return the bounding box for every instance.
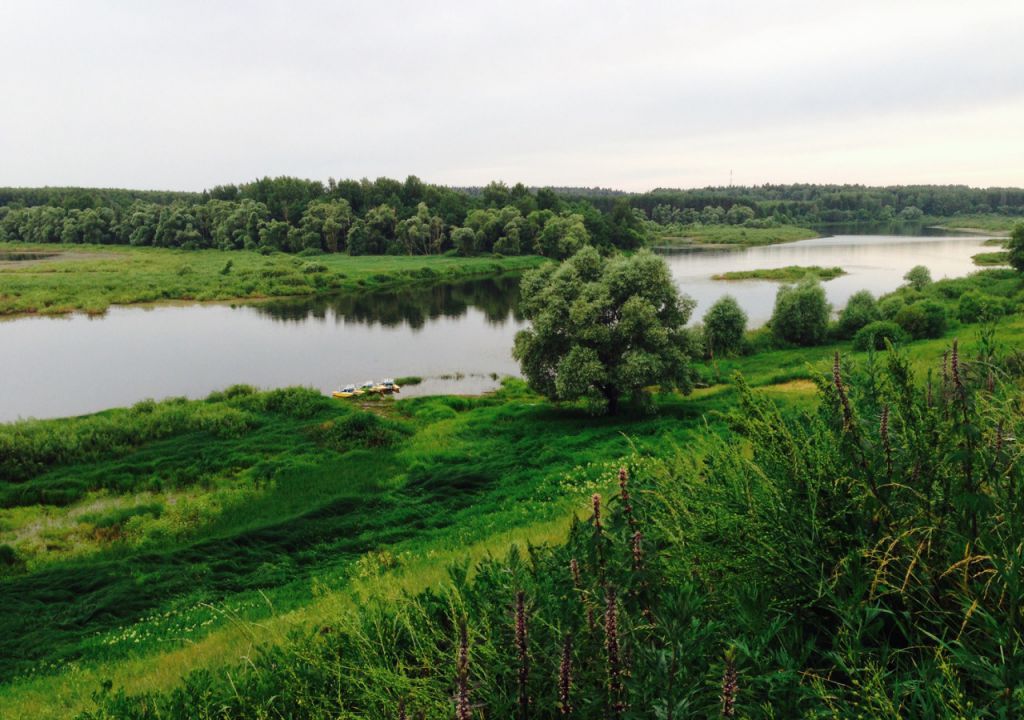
[75,339,1024,718]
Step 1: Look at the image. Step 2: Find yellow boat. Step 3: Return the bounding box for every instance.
[331,384,363,399]
[373,378,401,394]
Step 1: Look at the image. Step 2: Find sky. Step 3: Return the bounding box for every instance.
[1,0,1022,192]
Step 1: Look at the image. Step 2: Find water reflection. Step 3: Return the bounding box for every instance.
[660,233,993,326]
[254,276,522,328]
[0,232,997,421]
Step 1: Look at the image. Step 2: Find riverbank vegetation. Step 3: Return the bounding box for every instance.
[712,265,845,281]
[973,250,1010,266]
[0,243,542,316]
[3,322,1021,718]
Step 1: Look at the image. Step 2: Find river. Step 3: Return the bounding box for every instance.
[0,231,996,421]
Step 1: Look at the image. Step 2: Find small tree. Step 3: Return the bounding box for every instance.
[903,265,932,290]
[771,277,831,346]
[703,295,747,357]
[836,290,879,339]
[1008,223,1024,273]
[513,248,696,414]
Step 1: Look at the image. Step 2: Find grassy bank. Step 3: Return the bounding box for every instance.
[0,243,544,316]
[4,320,1020,717]
[4,307,1024,716]
[652,223,817,247]
[712,265,845,281]
[0,377,751,717]
[929,213,1020,234]
[973,250,1010,266]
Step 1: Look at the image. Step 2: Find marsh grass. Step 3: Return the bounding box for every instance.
[0,242,542,316]
[72,337,1024,719]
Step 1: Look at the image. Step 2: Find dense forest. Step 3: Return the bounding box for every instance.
[2,179,1023,258]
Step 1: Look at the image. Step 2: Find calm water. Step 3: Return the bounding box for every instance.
[668,233,994,326]
[0,233,995,421]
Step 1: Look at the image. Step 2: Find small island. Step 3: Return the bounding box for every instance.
[712,265,847,282]
[972,251,1010,266]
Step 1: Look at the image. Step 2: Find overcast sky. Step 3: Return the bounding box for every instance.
[1,1,1022,192]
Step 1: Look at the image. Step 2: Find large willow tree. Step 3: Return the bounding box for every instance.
[513,247,696,414]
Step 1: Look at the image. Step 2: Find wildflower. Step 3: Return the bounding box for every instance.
[631,531,643,572]
[604,585,624,717]
[592,493,602,534]
[720,654,738,717]
[570,558,581,589]
[618,466,638,531]
[558,634,573,716]
[398,698,407,720]
[455,619,471,720]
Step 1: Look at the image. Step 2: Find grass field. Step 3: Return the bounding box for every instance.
[0,376,753,717]
[3,302,1023,717]
[712,265,845,281]
[0,243,544,316]
[929,213,1021,234]
[651,223,818,247]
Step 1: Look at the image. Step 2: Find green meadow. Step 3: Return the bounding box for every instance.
[1,306,1022,716]
[0,243,543,316]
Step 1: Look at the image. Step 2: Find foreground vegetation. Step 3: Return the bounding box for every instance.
[1,327,1018,718]
[2,307,1023,717]
[0,243,542,315]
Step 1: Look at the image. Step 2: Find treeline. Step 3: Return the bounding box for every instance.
[634,183,1024,226]
[4,178,1023,256]
[0,177,644,259]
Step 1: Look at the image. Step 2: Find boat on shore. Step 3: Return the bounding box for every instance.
[332,378,401,399]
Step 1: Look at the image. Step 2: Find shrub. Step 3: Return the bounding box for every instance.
[895,300,947,339]
[878,295,905,320]
[903,264,932,290]
[1009,222,1024,272]
[852,320,907,351]
[310,411,411,450]
[835,290,879,338]
[770,277,830,346]
[703,295,747,357]
[958,289,1010,324]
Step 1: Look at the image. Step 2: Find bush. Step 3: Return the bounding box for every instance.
[852,320,907,350]
[878,295,905,320]
[770,277,830,346]
[958,289,1010,324]
[836,290,879,338]
[1009,222,1024,272]
[903,264,932,290]
[703,295,747,357]
[310,411,411,450]
[895,300,947,339]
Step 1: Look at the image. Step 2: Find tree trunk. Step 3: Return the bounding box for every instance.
[604,387,620,415]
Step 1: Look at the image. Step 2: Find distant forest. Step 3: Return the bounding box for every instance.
[1,178,1022,257]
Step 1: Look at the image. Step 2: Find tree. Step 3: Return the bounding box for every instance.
[512,248,696,414]
[895,300,947,339]
[534,213,589,259]
[1008,223,1024,273]
[903,265,932,290]
[703,295,747,357]
[836,290,880,338]
[771,277,831,346]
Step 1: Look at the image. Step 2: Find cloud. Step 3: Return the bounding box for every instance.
[0,0,1021,190]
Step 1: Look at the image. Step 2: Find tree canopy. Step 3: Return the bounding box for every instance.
[1009,222,1024,273]
[512,248,696,414]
